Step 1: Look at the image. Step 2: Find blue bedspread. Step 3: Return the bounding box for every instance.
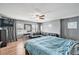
[24,36,78,55]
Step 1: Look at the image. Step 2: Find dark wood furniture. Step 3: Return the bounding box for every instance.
[0,30,7,48]
[0,17,17,48]
[0,18,14,27]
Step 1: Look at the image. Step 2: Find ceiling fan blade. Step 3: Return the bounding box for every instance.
[40,15,45,17]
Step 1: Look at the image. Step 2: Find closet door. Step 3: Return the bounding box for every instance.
[8,27,12,42]
[6,19,16,42]
[7,26,16,42]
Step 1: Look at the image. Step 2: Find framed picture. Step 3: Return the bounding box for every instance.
[24,24,32,32]
[67,22,77,29]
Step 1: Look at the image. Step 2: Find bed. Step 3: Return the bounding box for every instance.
[24,36,79,55]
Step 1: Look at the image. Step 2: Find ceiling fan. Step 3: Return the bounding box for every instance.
[34,8,47,20]
[36,14,45,20]
[33,8,52,20]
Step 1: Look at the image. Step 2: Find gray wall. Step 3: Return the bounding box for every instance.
[16,19,61,38]
[41,20,60,35]
[61,16,79,40]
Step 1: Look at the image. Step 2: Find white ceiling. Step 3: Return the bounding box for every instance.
[0,3,79,22]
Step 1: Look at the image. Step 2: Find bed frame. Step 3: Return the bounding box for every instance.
[25,49,30,55]
[71,44,79,55]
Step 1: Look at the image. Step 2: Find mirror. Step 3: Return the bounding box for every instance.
[24,24,32,32]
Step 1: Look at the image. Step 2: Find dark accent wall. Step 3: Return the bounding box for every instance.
[0,17,17,43]
[61,16,79,40]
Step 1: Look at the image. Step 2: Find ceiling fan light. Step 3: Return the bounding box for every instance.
[40,17,44,19]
